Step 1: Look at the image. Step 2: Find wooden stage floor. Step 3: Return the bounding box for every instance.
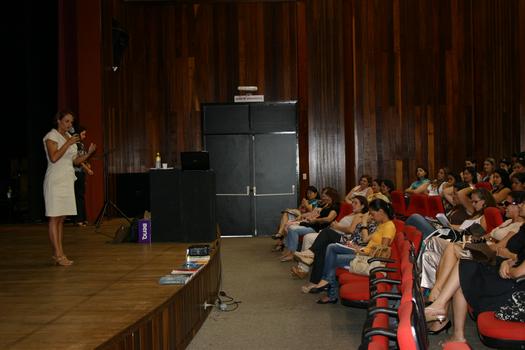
[0,219,220,350]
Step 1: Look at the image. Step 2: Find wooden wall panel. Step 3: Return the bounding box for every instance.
[91,0,525,205]
[103,1,299,174]
[306,0,346,194]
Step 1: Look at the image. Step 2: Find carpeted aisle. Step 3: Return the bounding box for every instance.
[187,237,490,350]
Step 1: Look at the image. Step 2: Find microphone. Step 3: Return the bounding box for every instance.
[68,127,79,138]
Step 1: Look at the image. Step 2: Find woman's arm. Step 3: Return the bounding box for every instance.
[412,182,430,194]
[380,237,393,246]
[45,136,78,163]
[492,188,511,204]
[489,230,518,251]
[500,259,525,279]
[457,187,474,214]
[344,187,356,204]
[310,210,338,224]
[73,143,96,166]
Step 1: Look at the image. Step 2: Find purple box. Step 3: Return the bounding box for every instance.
[138,219,151,243]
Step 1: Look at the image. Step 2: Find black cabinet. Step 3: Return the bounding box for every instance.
[149,169,216,242]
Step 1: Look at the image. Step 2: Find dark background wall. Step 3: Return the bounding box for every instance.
[3,2,58,222]
[3,0,525,223]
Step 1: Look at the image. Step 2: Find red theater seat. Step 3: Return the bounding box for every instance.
[477,311,525,349]
[406,193,430,217]
[427,195,445,218]
[390,191,407,219]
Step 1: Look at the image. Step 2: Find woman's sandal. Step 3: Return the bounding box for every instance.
[271,233,284,240]
[271,244,284,252]
[53,255,74,266]
[424,306,447,323]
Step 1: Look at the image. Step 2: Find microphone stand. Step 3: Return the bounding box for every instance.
[94,148,132,230]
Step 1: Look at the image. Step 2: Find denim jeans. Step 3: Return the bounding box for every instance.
[405,213,436,238]
[322,243,356,299]
[285,225,316,252]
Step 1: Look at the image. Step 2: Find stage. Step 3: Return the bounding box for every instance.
[0,219,221,349]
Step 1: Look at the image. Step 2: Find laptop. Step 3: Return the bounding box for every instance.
[181,151,210,171]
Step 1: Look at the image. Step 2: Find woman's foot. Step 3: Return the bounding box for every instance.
[293,250,314,265]
[424,306,447,322]
[427,319,451,335]
[301,283,316,293]
[309,282,330,294]
[53,255,73,266]
[280,253,293,262]
[316,295,338,304]
[271,243,284,252]
[291,265,308,279]
[271,233,284,240]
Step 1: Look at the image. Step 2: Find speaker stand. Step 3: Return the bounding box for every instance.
[94,148,132,231]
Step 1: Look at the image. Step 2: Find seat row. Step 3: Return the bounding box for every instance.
[390,191,445,219]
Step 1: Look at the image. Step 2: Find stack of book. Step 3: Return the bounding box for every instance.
[158,245,212,285]
[159,261,205,285]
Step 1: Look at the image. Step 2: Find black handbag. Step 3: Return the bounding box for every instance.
[464,242,497,265]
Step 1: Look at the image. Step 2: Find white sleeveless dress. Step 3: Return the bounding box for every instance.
[43,129,78,217]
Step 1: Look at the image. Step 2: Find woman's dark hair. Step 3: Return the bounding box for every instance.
[323,187,340,205]
[448,172,462,184]
[465,157,477,165]
[368,198,394,220]
[500,158,512,167]
[416,166,429,179]
[306,185,319,199]
[352,195,369,213]
[53,110,74,126]
[360,174,373,186]
[381,179,395,193]
[77,125,87,134]
[463,166,478,184]
[484,157,496,166]
[511,172,525,184]
[509,191,525,205]
[469,188,497,209]
[493,168,511,190]
[454,182,470,191]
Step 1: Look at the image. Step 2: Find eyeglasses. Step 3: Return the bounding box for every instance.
[502,201,518,207]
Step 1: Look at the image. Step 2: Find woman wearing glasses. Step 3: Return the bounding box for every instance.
[424,203,525,347]
[419,189,497,301]
[425,191,525,334]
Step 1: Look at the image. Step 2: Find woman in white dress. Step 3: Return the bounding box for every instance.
[43,111,96,266]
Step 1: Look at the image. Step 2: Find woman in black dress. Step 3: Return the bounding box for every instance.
[424,203,525,347]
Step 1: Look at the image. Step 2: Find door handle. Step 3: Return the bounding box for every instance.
[216,185,251,196]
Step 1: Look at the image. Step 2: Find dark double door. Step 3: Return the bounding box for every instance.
[203,102,298,236]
